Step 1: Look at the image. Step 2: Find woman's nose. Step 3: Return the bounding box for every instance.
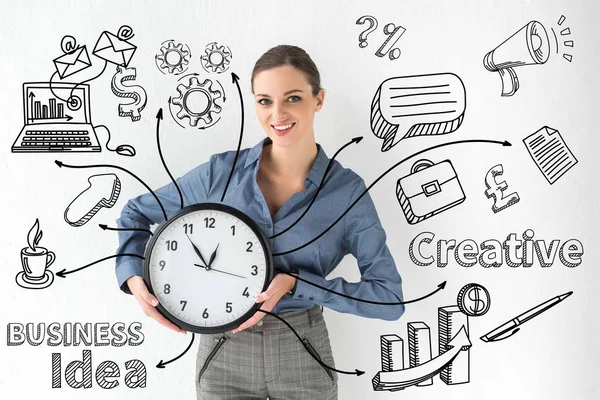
[271,103,288,120]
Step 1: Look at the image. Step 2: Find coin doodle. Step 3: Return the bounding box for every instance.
[457,283,491,316]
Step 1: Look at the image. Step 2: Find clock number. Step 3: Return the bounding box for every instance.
[164,284,171,294]
[180,300,187,311]
[183,223,194,234]
[225,302,232,313]
[246,241,253,252]
[204,217,215,228]
[159,260,166,271]
[202,308,209,319]
[251,265,258,276]
[242,287,250,297]
[166,240,178,251]
[231,225,235,236]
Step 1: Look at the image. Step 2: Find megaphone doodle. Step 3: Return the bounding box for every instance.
[483,21,550,97]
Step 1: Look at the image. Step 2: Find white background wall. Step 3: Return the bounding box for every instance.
[1,0,598,399]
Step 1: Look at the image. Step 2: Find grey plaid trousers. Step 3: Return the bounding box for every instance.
[196,305,338,399]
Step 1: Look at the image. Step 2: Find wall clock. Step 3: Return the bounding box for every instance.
[143,203,273,333]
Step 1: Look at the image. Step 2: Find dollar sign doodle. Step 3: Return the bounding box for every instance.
[484,164,520,213]
[467,287,485,314]
[111,66,147,122]
[457,283,491,317]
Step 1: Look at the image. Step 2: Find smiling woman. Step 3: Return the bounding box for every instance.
[115,44,405,400]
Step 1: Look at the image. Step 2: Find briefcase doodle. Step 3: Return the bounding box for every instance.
[396,159,465,224]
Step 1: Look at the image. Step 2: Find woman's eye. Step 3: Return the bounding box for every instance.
[258,98,271,105]
[288,96,300,102]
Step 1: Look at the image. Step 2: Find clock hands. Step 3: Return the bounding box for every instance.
[193,263,247,279]
[185,233,209,267]
[207,243,219,268]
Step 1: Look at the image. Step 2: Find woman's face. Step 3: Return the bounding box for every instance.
[253,65,324,148]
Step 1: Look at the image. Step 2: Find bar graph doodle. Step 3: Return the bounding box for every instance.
[200,42,233,73]
[484,164,520,213]
[16,219,56,290]
[370,73,466,151]
[155,40,191,75]
[523,126,577,184]
[64,174,122,227]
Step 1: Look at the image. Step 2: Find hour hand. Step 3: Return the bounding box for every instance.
[207,243,220,268]
[186,233,208,266]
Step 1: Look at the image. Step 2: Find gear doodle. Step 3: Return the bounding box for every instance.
[200,42,232,73]
[155,40,191,75]
[171,76,223,127]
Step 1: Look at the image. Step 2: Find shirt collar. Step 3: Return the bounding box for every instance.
[244,137,329,187]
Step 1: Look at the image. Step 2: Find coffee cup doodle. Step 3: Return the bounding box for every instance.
[16,219,55,289]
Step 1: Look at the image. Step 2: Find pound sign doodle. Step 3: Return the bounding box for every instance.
[111,66,147,122]
[484,164,520,213]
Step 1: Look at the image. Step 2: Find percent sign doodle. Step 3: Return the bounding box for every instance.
[356,15,406,60]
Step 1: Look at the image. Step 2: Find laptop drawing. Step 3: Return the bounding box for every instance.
[12,82,101,153]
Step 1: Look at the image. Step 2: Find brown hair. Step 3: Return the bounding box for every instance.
[251,45,323,96]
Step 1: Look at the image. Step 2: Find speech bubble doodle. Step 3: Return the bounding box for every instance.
[370,73,466,152]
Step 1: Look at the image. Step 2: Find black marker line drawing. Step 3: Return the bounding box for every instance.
[371,73,466,151]
[457,283,491,317]
[396,159,466,225]
[481,291,572,342]
[221,73,242,201]
[12,82,101,153]
[523,126,577,184]
[550,15,574,62]
[372,306,471,390]
[99,223,153,236]
[156,333,195,368]
[273,138,510,256]
[53,36,92,79]
[201,42,233,73]
[111,65,147,122]
[155,40,191,75]
[484,164,520,213]
[170,75,223,128]
[56,253,144,278]
[16,219,56,290]
[64,174,121,227]
[92,25,136,68]
[156,109,184,209]
[356,15,405,60]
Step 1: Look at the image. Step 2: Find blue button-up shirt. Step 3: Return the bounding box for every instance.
[115,137,404,320]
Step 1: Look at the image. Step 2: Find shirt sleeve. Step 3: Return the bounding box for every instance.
[115,156,214,294]
[291,176,405,321]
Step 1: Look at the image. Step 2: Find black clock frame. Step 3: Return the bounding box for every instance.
[143,202,274,334]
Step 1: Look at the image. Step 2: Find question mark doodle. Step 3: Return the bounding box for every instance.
[356,15,378,48]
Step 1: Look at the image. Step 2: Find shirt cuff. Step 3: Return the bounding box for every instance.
[116,259,144,295]
[291,268,327,303]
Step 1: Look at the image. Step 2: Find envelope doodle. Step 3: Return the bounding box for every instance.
[53,36,91,79]
[93,25,137,68]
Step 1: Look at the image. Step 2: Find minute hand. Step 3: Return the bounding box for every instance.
[193,264,247,279]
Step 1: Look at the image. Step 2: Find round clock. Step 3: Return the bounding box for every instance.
[143,203,273,334]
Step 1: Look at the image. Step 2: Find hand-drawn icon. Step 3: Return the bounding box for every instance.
[155,40,191,75]
[64,174,121,227]
[11,82,101,153]
[53,36,92,79]
[201,42,233,73]
[523,126,577,185]
[93,25,137,68]
[16,219,55,289]
[481,291,572,342]
[457,284,491,317]
[111,66,147,122]
[370,73,466,151]
[484,164,520,213]
[551,15,574,62]
[483,21,550,96]
[170,76,223,128]
[372,306,471,391]
[356,15,405,60]
[396,159,465,225]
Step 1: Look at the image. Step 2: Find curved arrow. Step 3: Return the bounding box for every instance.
[273,139,510,256]
[156,333,196,368]
[156,108,184,209]
[99,224,153,236]
[220,72,243,202]
[56,253,144,278]
[257,309,364,376]
[55,160,168,221]
[270,136,363,239]
[168,97,185,128]
[283,272,445,305]
[372,326,471,391]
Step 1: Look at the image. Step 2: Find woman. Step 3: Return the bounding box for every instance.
[116,45,404,399]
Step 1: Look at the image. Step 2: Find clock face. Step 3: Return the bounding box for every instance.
[143,203,273,334]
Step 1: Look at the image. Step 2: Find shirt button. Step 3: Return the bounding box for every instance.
[309,297,314,301]
[257,320,263,327]
[298,294,303,299]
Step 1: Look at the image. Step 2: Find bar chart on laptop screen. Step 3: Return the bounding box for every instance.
[25,85,87,124]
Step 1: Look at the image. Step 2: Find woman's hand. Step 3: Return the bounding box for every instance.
[232,273,296,334]
[126,275,187,334]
